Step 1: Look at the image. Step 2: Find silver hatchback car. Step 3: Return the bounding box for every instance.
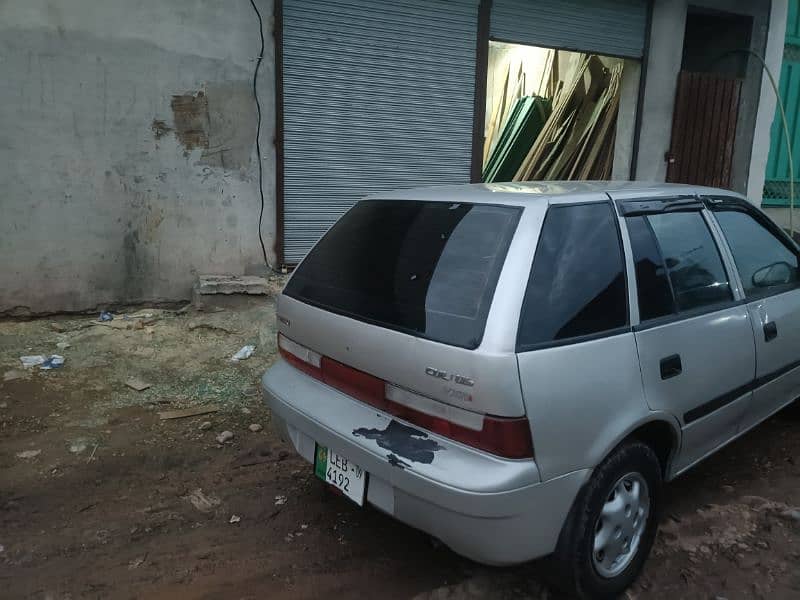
[262,182,800,598]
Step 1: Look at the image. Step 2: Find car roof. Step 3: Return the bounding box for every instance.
[366,181,746,206]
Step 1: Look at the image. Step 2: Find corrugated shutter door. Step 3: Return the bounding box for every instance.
[491,0,648,58]
[282,0,479,263]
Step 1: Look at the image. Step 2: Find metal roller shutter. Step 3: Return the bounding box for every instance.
[490,0,648,59]
[282,0,480,264]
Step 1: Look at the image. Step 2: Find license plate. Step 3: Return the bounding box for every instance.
[314,444,367,506]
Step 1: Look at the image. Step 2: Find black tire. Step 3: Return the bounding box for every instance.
[549,440,662,599]
[778,397,800,419]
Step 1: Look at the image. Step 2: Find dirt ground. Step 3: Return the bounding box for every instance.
[2,291,800,599]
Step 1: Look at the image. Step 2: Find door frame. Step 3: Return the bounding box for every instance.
[471,1,654,183]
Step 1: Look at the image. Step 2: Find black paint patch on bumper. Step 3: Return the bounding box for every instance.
[353,420,444,465]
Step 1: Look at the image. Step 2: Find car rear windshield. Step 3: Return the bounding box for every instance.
[284,200,522,349]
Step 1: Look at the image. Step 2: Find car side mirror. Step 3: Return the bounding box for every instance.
[752,261,793,288]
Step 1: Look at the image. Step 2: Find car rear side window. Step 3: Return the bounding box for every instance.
[517,203,628,349]
[626,216,675,321]
[646,211,732,312]
[283,200,521,349]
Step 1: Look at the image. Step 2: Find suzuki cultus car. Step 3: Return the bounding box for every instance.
[263,182,800,598]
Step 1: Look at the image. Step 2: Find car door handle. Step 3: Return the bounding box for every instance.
[764,321,778,342]
[660,354,682,380]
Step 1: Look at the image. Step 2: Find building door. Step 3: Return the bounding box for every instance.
[665,71,742,187]
[665,8,753,188]
[489,0,648,59]
[483,1,648,183]
[280,0,479,264]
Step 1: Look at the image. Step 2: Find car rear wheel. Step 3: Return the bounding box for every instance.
[549,441,662,599]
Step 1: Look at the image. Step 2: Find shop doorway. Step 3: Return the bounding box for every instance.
[665,8,753,187]
[481,41,626,182]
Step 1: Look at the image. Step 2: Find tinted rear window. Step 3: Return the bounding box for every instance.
[284,200,522,349]
[626,216,676,321]
[517,203,628,350]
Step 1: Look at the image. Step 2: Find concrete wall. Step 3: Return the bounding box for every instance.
[635,0,784,195]
[751,0,791,219]
[635,0,686,182]
[612,60,641,181]
[0,0,276,314]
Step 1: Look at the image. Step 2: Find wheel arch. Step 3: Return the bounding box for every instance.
[600,414,682,481]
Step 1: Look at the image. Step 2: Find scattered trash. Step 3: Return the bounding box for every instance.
[69,440,89,454]
[780,508,800,523]
[56,341,71,350]
[49,322,67,332]
[98,311,114,322]
[0,544,4,553]
[300,523,308,530]
[93,529,111,544]
[123,312,154,320]
[199,421,213,431]
[16,449,42,459]
[148,398,172,406]
[231,345,255,362]
[274,495,287,506]
[229,515,241,524]
[40,355,65,370]
[128,555,147,570]
[248,423,263,433]
[159,405,219,420]
[216,430,234,444]
[242,386,259,398]
[20,355,64,369]
[19,355,46,368]
[3,370,24,382]
[86,444,99,463]
[125,377,152,392]
[184,488,221,513]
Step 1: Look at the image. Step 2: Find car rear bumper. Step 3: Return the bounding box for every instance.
[262,359,590,565]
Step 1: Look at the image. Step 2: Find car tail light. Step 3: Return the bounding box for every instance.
[277,334,534,459]
[278,333,322,378]
[321,356,384,407]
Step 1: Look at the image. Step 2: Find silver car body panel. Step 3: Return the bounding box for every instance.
[746,291,800,423]
[277,294,527,417]
[275,197,552,418]
[263,360,590,565]
[517,332,653,481]
[634,306,756,474]
[262,182,800,566]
